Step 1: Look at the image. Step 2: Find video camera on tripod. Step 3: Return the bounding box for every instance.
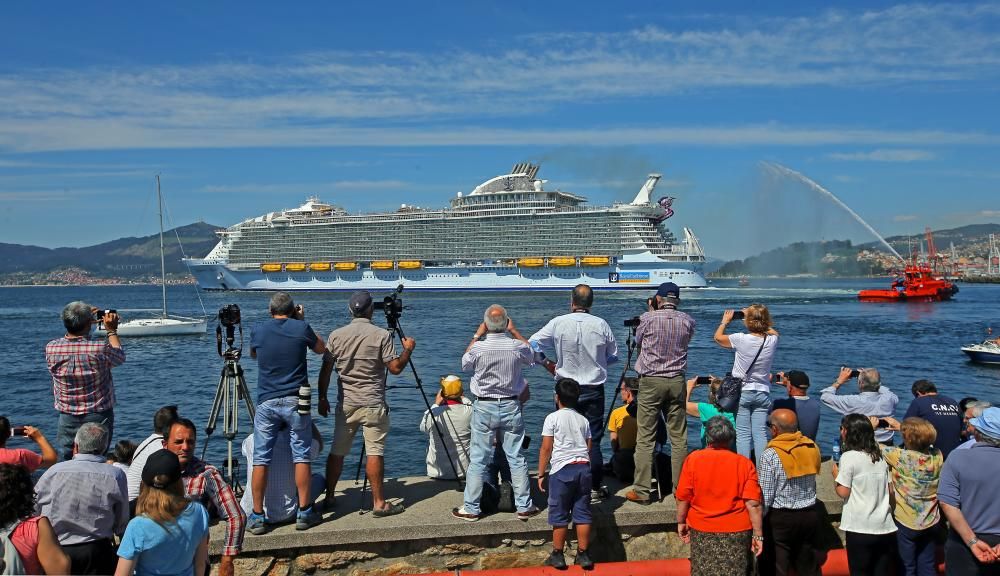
[373,284,405,327]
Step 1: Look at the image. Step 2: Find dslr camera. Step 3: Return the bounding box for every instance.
[624,316,641,328]
[218,304,241,327]
[373,284,405,320]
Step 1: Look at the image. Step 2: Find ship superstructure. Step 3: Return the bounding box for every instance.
[185,163,707,291]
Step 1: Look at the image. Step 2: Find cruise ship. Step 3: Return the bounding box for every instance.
[184,163,708,291]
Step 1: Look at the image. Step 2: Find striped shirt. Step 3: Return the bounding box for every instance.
[462,333,533,399]
[182,457,246,557]
[757,447,817,513]
[45,335,125,414]
[35,454,129,545]
[529,312,619,386]
[633,308,695,377]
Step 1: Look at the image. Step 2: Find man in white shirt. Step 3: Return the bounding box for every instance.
[125,405,179,514]
[240,425,325,525]
[529,284,618,502]
[420,375,473,480]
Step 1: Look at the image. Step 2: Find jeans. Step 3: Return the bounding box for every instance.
[737,390,772,465]
[462,399,532,515]
[633,374,686,498]
[253,396,312,464]
[57,409,114,460]
[896,521,939,576]
[577,385,605,487]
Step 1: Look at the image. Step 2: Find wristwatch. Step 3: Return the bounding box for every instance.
[751,535,764,542]
[968,537,980,547]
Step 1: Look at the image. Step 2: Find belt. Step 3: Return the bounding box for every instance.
[479,396,518,401]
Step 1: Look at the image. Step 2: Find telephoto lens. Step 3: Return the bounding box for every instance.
[297,383,311,416]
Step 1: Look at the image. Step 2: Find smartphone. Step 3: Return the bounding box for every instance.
[876,419,891,429]
[731,310,745,320]
[11,426,26,437]
[849,369,861,378]
[695,376,712,385]
[522,436,531,450]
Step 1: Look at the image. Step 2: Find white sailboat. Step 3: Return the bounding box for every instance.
[97,176,207,337]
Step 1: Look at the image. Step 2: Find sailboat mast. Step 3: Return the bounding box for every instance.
[157,175,167,317]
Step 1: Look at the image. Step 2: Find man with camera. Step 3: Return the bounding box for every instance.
[820,367,899,444]
[626,282,695,505]
[319,290,414,517]
[247,292,327,534]
[453,304,540,522]
[45,301,126,460]
[529,284,618,502]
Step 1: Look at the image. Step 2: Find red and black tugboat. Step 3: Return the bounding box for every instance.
[858,263,959,302]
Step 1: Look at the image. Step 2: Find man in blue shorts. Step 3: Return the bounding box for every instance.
[248,292,327,533]
[537,378,595,570]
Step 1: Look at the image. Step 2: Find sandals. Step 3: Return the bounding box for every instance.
[372,502,405,517]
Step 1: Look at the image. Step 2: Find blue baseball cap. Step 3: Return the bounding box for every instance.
[348,291,373,314]
[970,407,1000,440]
[656,282,680,299]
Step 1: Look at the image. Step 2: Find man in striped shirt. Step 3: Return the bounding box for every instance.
[453,304,540,522]
[163,418,246,576]
[45,301,126,460]
[627,282,695,505]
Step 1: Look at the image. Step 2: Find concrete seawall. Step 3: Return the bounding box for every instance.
[210,461,846,575]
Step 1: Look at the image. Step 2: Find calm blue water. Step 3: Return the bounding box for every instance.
[2,280,998,478]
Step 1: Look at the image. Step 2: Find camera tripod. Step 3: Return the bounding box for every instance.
[203,323,256,492]
[603,321,639,432]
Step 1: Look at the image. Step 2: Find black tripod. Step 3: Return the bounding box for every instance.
[603,321,639,432]
[203,322,256,492]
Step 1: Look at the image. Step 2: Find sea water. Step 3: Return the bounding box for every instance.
[1,280,998,478]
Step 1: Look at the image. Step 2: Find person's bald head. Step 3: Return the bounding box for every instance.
[769,409,799,434]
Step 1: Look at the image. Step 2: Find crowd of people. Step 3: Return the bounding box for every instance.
[1,286,998,575]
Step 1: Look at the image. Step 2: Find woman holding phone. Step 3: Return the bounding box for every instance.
[714,304,779,465]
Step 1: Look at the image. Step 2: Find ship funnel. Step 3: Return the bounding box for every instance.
[631,173,662,205]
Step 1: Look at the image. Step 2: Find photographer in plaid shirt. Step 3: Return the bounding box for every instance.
[45,301,125,460]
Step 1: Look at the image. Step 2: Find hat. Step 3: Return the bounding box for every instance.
[656,282,680,299]
[786,370,810,389]
[348,291,373,314]
[440,375,463,399]
[141,449,182,489]
[970,407,1000,440]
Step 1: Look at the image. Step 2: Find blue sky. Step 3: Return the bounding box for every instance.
[1,1,998,260]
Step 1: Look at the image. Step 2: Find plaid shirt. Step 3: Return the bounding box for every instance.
[634,308,695,377]
[757,447,817,514]
[45,336,125,414]
[183,457,246,557]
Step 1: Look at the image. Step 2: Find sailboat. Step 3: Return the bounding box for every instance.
[96,176,207,337]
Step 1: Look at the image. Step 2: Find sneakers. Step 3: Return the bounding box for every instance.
[516,505,542,521]
[575,549,594,570]
[544,549,567,570]
[247,511,270,535]
[451,506,481,522]
[625,490,652,505]
[590,486,610,504]
[320,495,336,514]
[296,506,322,531]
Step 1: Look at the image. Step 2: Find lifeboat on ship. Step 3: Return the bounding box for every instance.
[261,263,282,273]
[371,261,395,270]
[334,262,358,271]
[308,262,331,272]
[857,264,959,302]
[398,261,423,270]
[580,256,610,266]
[549,257,577,267]
[284,263,307,272]
[517,258,544,267]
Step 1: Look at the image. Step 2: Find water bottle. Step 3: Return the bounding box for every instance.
[832,438,841,463]
[297,383,311,416]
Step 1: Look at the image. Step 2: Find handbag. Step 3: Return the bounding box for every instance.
[717,336,768,414]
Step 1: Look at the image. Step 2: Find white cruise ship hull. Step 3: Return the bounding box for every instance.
[189,260,706,291]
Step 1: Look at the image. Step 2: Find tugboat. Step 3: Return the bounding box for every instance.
[857,263,959,302]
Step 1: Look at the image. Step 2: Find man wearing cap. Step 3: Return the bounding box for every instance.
[419,376,473,480]
[939,406,1000,574]
[319,290,415,517]
[247,292,327,535]
[770,371,821,441]
[627,282,695,505]
[35,421,128,575]
[529,283,619,502]
[820,367,899,444]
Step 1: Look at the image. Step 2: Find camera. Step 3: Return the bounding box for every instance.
[94,309,117,320]
[623,316,641,328]
[731,310,745,320]
[10,426,26,438]
[876,418,891,429]
[696,376,712,385]
[373,285,405,324]
[849,369,861,378]
[218,304,241,327]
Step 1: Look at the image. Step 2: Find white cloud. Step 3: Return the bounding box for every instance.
[827,149,936,162]
[893,214,919,222]
[0,3,997,152]
[980,210,1000,217]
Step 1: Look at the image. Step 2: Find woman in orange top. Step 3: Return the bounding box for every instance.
[676,416,765,576]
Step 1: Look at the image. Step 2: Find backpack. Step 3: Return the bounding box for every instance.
[1,520,26,575]
[717,336,768,414]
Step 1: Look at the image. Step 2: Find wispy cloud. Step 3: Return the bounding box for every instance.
[827,149,936,162]
[893,214,919,222]
[0,3,997,152]
[980,210,1000,218]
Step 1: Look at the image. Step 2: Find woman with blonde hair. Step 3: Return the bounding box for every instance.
[877,416,944,576]
[714,303,779,464]
[115,450,209,576]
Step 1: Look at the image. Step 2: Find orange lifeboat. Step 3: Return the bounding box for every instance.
[371,261,394,270]
[334,262,358,271]
[398,261,423,270]
[309,262,331,272]
[284,262,307,272]
[261,263,282,273]
[858,264,958,302]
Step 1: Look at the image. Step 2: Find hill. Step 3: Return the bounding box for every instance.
[0,222,222,284]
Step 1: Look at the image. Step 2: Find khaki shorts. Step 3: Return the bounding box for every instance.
[332,405,390,456]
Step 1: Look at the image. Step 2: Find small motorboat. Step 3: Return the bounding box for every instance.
[858,263,958,302]
[962,339,1000,365]
[738,275,750,287]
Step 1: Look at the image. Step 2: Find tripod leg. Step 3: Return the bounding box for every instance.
[356,445,369,513]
